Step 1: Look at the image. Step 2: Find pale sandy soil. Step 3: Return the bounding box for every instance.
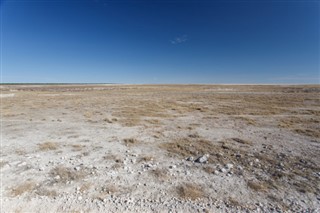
[1,84,319,213]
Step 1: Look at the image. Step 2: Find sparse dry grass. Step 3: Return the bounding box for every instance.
[0,161,8,168]
[103,154,123,163]
[150,168,169,181]
[138,155,154,162]
[50,166,87,183]
[160,138,213,158]
[228,197,242,207]
[11,181,36,197]
[247,181,268,192]
[15,149,27,155]
[231,138,252,145]
[38,142,59,151]
[103,118,118,123]
[83,111,93,118]
[176,183,205,200]
[2,84,320,210]
[294,128,320,139]
[35,186,58,197]
[123,138,138,146]
[79,182,92,193]
[203,166,215,174]
[278,116,320,139]
[236,116,257,125]
[95,184,118,201]
[71,144,86,152]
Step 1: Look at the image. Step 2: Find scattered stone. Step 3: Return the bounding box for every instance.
[195,154,209,163]
[225,163,234,169]
[78,196,83,201]
[17,162,27,167]
[75,166,81,171]
[144,164,152,168]
[186,156,194,161]
[220,168,227,173]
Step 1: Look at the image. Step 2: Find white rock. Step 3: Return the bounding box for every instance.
[225,163,234,169]
[195,154,209,163]
[220,168,227,173]
[186,156,194,161]
[17,162,27,167]
[78,196,83,201]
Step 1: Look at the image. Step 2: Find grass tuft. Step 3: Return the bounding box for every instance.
[38,142,59,151]
[176,183,205,200]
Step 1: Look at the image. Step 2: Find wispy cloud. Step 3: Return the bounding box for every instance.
[170,35,188,44]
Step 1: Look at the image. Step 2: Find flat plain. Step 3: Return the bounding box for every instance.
[1,84,319,212]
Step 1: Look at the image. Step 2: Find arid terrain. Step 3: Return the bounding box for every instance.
[1,84,319,212]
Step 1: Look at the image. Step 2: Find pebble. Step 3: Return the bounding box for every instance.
[220,168,227,173]
[195,154,209,163]
[75,166,81,171]
[78,196,83,201]
[225,163,234,169]
[186,156,194,161]
[17,162,27,167]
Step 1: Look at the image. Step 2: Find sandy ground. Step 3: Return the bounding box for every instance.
[1,84,319,213]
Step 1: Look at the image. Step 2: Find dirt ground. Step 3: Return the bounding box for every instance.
[1,84,319,212]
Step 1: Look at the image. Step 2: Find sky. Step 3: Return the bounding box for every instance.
[1,0,319,84]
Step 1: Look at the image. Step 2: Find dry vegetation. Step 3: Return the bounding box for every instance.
[0,161,8,168]
[38,142,59,151]
[176,183,206,200]
[1,84,319,212]
[123,138,139,146]
[138,155,154,163]
[278,116,320,139]
[247,181,268,192]
[50,166,87,184]
[11,181,36,197]
[70,144,86,152]
[150,168,169,181]
[95,184,118,201]
[35,186,58,197]
[160,138,214,159]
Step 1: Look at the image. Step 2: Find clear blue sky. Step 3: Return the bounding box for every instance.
[1,0,319,84]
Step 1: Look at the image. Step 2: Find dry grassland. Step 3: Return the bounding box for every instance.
[1,84,319,212]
